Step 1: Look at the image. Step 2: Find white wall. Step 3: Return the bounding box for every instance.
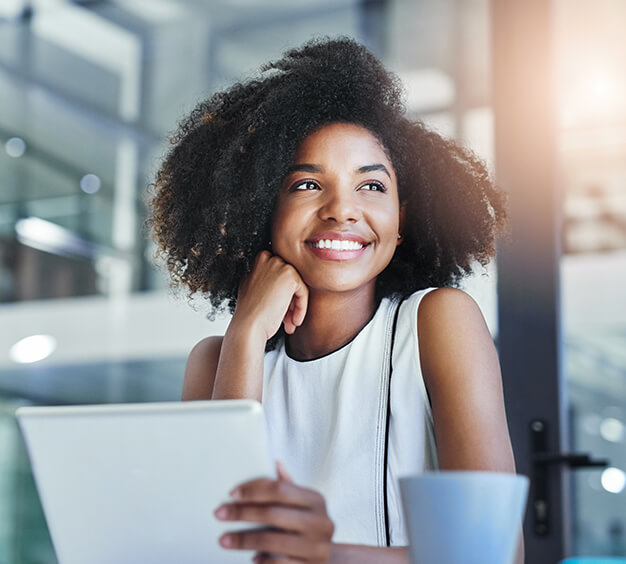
[0,292,230,369]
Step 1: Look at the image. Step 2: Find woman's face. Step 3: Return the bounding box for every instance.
[271,122,403,296]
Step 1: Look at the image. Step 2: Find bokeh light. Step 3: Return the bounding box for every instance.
[9,335,57,364]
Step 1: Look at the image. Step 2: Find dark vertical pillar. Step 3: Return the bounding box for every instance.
[492,1,568,563]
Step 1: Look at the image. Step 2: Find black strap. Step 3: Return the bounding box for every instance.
[383,297,404,547]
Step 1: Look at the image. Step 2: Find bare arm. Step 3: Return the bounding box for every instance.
[212,323,267,401]
[418,288,515,471]
[418,287,523,564]
[181,302,277,402]
[181,251,308,402]
[182,336,222,400]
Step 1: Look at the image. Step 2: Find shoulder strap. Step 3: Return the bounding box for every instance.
[383,296,404,547]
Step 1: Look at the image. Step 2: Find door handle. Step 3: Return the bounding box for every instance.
[530,419,609,536]
[533,452,608,467]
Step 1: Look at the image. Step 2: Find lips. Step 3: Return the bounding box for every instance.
[305,231,370,260]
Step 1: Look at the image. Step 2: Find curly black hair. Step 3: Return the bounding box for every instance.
[148,36,506,320]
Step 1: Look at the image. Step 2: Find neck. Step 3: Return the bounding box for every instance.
[286,287,377,361]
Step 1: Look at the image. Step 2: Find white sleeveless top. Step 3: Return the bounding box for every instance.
[262,288,439,546]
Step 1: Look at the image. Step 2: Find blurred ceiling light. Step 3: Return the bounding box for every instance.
[5,137,26,158]
[397,68,455,113]
[15,217,98,259]
[10,335,57,364]
[601,467,626,494]
[600,417,624,443]
[80,173,102,194]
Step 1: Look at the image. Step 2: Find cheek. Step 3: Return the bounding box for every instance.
[270,202,301,247]
[376,206,401,240]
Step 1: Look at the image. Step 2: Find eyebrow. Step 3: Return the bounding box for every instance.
[286,163,391,178]
[286,164,322,174]
[357,164,391,178]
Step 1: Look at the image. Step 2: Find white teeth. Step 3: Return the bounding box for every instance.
[311,239,364,250]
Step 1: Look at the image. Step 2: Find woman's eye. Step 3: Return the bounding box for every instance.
[292,181,319,191]
[359,182,386,193]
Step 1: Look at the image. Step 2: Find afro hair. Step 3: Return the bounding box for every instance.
[148,36,507,323]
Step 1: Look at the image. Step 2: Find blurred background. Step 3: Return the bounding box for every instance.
[0,0,624,562]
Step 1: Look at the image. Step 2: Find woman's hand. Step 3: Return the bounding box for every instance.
[234,250,309,340]
[215,461,334,563]
[208,251,306,401]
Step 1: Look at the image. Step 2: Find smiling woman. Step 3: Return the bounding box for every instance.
[271,122,401,301]
[148,37,518,564]
[149,38,505,323]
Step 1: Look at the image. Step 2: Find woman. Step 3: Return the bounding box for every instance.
[149,37,519,563]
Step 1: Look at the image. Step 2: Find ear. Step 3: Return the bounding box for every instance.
[397,201,406,246]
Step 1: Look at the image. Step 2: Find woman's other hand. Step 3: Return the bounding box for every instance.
[234,250,309,339]
[215,461,334,563]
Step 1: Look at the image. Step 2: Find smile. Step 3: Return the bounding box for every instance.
[308,239,365,251]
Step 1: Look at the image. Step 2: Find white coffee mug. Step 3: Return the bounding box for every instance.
[399,471,529,564]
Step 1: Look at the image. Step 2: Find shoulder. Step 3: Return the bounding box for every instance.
[188,335,224,363]
[399,287,485,338]
[415,287,515,471]
[416,287,495,389]
[182,336,224,400]
[417,286,483,324]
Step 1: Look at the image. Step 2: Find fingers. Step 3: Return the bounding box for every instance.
[240,250,308,338]
[283,303,297,335]
[282,275,308,334]
[276,460,293,483]
[216,475,334,562]
[290,281,309,328]
[230,478,325,511]
[219,528,331,561]
[253,553,303,564]
[215,503,330,536]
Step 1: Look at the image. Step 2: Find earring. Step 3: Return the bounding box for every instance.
[397,233,402,239]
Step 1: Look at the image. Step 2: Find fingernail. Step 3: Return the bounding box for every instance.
[229,487,242,500]
[214,506,227,519]
[219,534,232,548]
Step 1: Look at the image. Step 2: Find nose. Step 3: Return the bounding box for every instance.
[318,188,361,224]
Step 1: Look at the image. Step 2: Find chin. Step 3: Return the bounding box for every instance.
[304,275,374,295]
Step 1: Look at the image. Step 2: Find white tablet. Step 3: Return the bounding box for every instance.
[16,399,274,564]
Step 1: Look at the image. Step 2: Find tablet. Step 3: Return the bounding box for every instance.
[16,399,274,564]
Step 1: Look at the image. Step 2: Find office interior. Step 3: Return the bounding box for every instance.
[0,0,624,562]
